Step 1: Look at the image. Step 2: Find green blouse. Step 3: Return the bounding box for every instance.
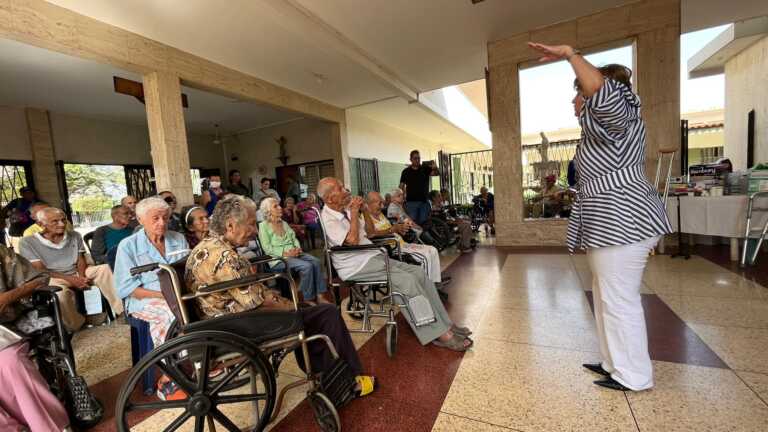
[258,221,300,258]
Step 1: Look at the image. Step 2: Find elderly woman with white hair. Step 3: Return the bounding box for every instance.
[258,197,331,304]
[114,197,189,350]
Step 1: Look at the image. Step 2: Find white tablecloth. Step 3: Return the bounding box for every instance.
[666,195,768,237]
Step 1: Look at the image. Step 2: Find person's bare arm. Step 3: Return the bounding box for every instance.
[77,253,88,279]
[0,276,48,313]
[344,197,364,245]
[528,42,603,97]
[130,287,164,299]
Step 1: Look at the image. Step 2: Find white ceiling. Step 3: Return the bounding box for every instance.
[45,0,768,110]
[0,38,301,135]
[349,97,487,153]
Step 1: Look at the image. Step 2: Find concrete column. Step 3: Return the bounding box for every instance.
[25,108,63,207]
[330,120,351,186]
[142,71,194,207]
[636,25,681,179]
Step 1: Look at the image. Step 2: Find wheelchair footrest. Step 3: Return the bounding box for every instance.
[65,375,104,429]
[318,358,357,409]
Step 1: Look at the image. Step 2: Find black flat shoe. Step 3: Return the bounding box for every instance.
[582,363,610,377]
[441,275,452,284]
[594,377,630,391]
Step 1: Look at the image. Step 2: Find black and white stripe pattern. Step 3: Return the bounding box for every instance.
[567,79,672,253]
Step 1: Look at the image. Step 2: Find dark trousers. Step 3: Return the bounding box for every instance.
[294,304,362,376]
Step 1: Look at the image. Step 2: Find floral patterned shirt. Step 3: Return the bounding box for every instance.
[184,236,267,318]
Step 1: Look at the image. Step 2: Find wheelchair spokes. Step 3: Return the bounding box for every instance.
[116,331,276,432]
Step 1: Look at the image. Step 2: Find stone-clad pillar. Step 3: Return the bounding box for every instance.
[25,108,63,207]
[143,71,194,207]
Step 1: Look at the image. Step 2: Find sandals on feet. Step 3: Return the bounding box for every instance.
[451,325,472,336]
[432,334,472,352]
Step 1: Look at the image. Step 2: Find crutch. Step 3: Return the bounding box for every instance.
[741,191,768,267]
[653,148,677,255]
[654,148,677,208]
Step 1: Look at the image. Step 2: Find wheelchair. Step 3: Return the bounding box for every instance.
[23,285,104,429]
[470,198,492,234]
[314,208,433,358]
[115,256,353,432]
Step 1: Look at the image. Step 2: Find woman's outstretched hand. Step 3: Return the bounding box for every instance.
[527,42,575,62]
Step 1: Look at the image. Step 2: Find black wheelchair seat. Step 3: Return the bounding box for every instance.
[183,309,303,345]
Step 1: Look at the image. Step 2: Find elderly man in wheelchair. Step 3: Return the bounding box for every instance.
[317,177,473,353]
[0,244,103,431]
[115,194,375,432]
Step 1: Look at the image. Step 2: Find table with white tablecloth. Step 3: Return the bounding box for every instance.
[665,195,768,261]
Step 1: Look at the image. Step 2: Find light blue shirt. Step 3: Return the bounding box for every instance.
[114,228,189,315]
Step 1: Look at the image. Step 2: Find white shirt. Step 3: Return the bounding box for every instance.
[320,206,379,280]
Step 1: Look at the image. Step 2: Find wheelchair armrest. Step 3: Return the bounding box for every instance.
[130,263,159,276]
[35,285,62,294]
[371,235,398,242]
[192,273,280,297]
[329,244,385,252]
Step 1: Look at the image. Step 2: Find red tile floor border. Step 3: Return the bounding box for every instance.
[271,247,508,431]
[584,292,728,369]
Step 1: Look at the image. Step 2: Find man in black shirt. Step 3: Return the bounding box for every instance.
[399,150,439,226]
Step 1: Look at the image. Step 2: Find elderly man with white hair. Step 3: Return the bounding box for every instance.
[18,207,122,331]
[318,177,473,352]
[114,197,189,350]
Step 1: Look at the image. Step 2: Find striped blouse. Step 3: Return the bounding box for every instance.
[566,79,672,253]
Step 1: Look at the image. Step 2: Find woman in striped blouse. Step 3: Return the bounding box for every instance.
[529,42,672,392]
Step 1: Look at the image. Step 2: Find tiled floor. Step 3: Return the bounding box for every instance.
[73,243,768,431]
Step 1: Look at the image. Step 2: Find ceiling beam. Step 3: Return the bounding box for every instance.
[258,0,419,103]
[0,0,344,123]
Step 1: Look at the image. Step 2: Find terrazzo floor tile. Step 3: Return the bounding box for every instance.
[476,307,600,352]
[441,339,637,432]
[644,270,768,300]
[736,371,768,403]
[645,255,727,274]
[627,361,768,432]
[498,265,584,291]
[431,413,517,432]
[73,322,133,385]
[660,294,768,329]
[486,284,591,313]
[689,323,768,374]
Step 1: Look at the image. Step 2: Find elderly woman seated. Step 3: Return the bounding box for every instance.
[259,197,332,304]
[185,195,376,396]
[180,205,210,249]
[364,191,446,287]
[318,177,472,352]
[114,197,190,400]
[0,245,71,432]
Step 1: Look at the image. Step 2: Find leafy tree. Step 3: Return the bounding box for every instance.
[71,195,114,213]
[64,164,126,201]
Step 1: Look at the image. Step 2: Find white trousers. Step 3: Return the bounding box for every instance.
[587,236,659,391]
[401,243,441,283]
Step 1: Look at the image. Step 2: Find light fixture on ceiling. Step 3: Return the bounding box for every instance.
[471,0,485,4]
[213,123,222,145]
[311,71,327,85]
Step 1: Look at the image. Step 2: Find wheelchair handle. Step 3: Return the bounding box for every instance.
[130,263,160,276]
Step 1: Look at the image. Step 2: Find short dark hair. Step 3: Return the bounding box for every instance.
[409,150,420,159]
[429,190,441,201]
[261,177,270,184]
[575,63,632,91]
[229,169,240,178]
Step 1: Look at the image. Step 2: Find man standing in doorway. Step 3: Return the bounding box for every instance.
[399,150,439,226]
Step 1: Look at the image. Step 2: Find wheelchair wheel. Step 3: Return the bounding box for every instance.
[385,322,398,358]
[308,391,341,432]
[116,330,276,432]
